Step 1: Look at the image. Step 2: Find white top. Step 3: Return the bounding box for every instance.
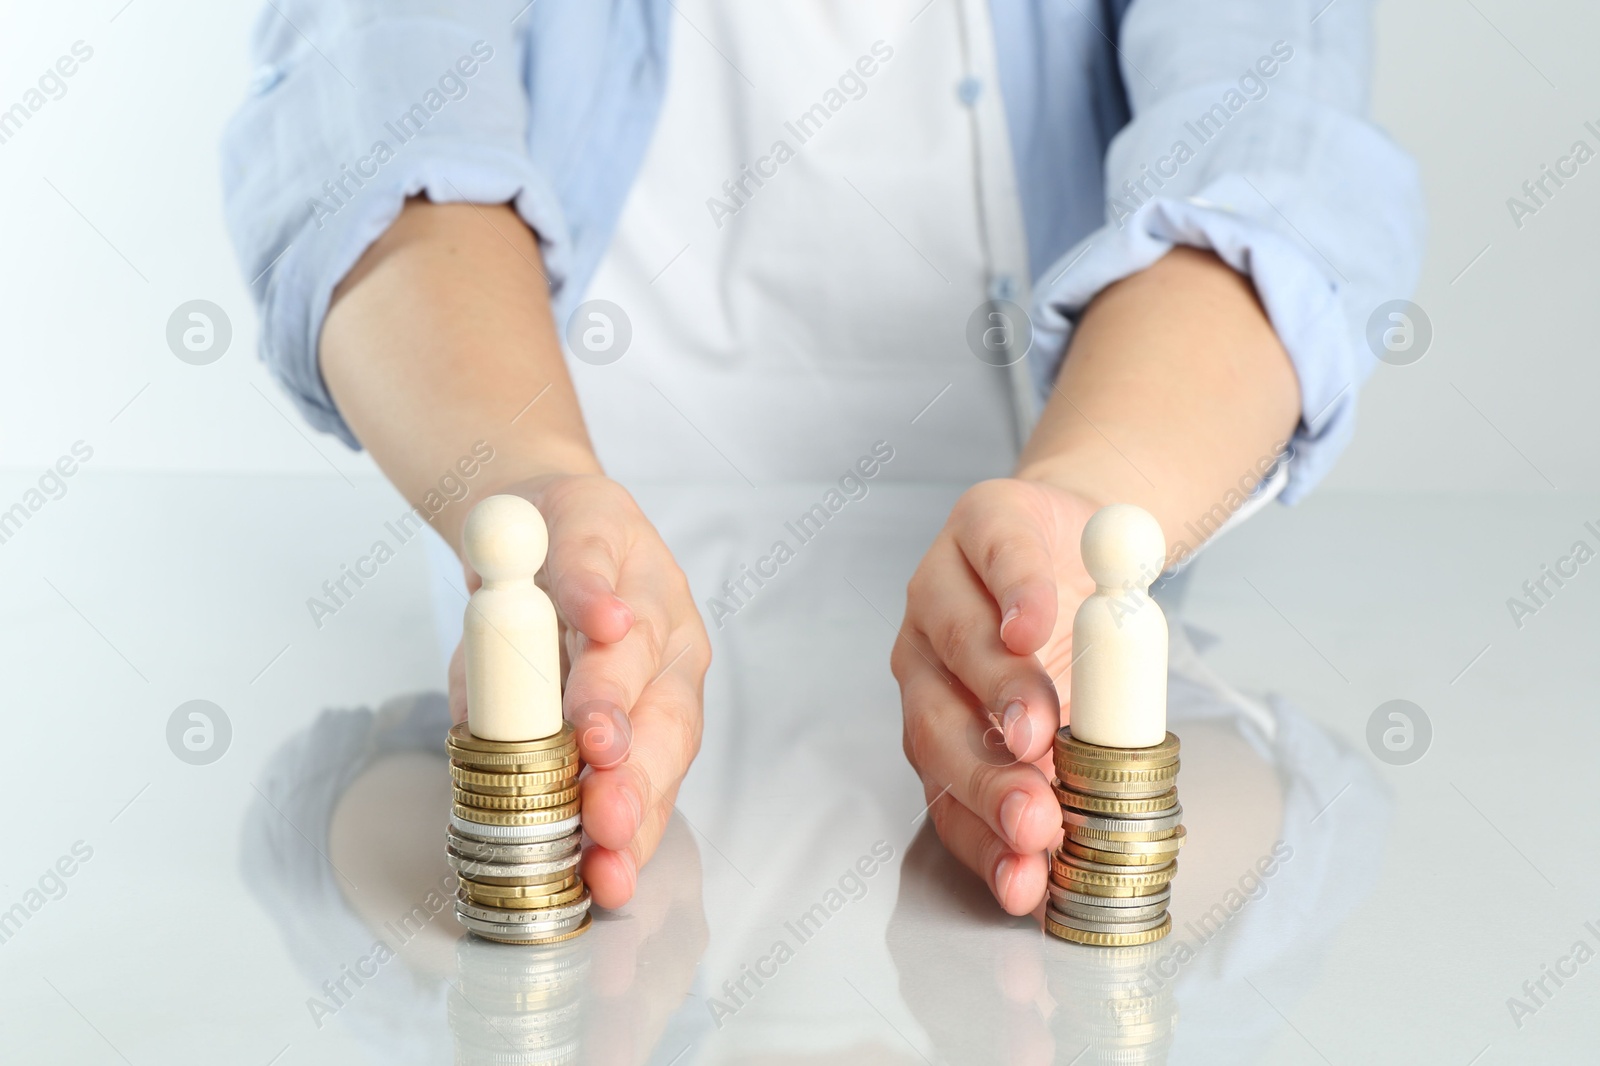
[569,0,1031,485]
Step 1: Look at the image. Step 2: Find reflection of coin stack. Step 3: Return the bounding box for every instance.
[447,721,592,944]
[1046,728,1184,946]
[450,935,590,1065]
[1049,940,1179,1063]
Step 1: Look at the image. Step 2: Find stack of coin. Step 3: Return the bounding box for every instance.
[1045,728,1183,946]
[447,721,592,944]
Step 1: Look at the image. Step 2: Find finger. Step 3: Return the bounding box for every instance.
[948,482,1060,656]
[545,521,636,644]
[580,655,702,852]
[908,540,1059,764]
[926,781,1049,915]
[583,776,680,909]
[555,565,635,643]
[901,665,1058,855]
[581,843,637,911]
[571,699,632,769]
[561,566,675,759]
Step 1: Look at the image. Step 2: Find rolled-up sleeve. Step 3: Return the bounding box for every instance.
[1030,0,1425,501]
[220,3,565,447]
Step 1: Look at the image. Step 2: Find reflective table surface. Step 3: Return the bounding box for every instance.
[1,474,1595,1064]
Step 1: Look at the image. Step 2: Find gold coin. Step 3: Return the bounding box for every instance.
[1051,852,1176,888]
[451,764,579,793]
[1047,913,1172,946]
[1059,771,1177,798]
[1054,782,1178,815]
[1062,846,1174,868]
[471,911,592,946]
[452,801,581,826]
[1068,819,1184,857]
[448,748,579,772]
[1070,824,1186,852]
[1066,822,1182,844]
[1054,760,1179,785]
[453,785,581,811]
[1054,879,1173,898]
[1056,852,1173,876]
[448,721,576,753]
[447,739,576,762]
[463,881,585,910]
[1063,838,1184,866]
[1055,728,1179,765]
[466,885,585,910]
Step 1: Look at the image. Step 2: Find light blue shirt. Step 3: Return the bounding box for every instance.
[220,0,1423,502]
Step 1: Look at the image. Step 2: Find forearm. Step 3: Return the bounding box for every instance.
[1016,247,1301,560]
[321,199,600,552]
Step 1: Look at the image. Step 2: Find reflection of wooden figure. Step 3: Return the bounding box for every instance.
[1069,503,1169,749]
[462,495,562,742]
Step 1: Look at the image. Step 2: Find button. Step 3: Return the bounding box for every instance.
[957,76,982,106]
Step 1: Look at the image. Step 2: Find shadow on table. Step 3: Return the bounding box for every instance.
[886,621,1392,1066]
[240,692,710,1065]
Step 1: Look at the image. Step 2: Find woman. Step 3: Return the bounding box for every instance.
[221,0,1422,915]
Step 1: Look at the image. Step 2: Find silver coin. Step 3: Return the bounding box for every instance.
[1050,884,1171,910]
[1046,905,1169,934]
[455,888,592,926]
[1056,853,1175,876]
[447,826,581,863]
[1061,806,1184,835]
[1068,829,1186,856]
[1054,897,1169,924]
[448,849,582,881]
[456,910,590,939]
[450,812,581,842]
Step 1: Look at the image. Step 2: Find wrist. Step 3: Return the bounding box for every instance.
[1013,457,1186,570]
[438,448,603,549]
[1012,457,1113,513]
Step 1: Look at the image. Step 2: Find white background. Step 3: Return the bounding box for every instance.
[0,0,1594,491]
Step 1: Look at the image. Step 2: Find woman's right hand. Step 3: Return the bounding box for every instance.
[449,473,710,910]
[893,478,1102,915]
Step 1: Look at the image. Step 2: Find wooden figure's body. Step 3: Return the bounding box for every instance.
[1069,504,1169,749]
[463,495,562,741]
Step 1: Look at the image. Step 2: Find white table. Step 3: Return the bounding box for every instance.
[0,472,1589,1064]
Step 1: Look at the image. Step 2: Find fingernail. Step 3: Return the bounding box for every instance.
[999,790,1030,846]
[999,604,1021,641]
[573,699,631,769]
[1002,699,1031,759]
[994,855,1017,897]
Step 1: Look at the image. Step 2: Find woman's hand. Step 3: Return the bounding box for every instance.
[893,478,1101,915]
[449,473,710,909]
